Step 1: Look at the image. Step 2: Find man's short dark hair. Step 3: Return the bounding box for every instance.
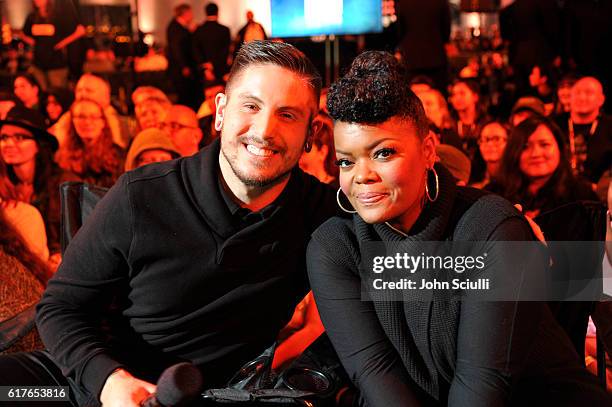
[205,3,218,16]
[226,41,322,104]
[174,3,191,18]
[327,51,428,138]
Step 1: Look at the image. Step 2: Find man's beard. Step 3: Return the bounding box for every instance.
[221,142,293,188]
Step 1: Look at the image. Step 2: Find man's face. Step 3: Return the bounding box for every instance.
[450,83,477,112]
[571,78,605,116]
[75,76,110,108]
[215,64,318,187]
[136,100,167,130]
[161,106,201,157]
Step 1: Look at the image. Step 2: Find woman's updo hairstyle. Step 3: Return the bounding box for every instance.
[327,51,428,139]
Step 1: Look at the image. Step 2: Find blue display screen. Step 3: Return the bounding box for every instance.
[270,0,382,38]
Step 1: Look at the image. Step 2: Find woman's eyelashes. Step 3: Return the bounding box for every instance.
[335,147,397,168]
[373,147,396,160]
[335,158,353,168]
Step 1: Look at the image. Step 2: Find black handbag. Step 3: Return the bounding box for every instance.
[201,333,356,406]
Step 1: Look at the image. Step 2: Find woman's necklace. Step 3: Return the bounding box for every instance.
[385,222,409,237]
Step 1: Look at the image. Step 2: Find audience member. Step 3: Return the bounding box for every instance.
[0,208,49,354]
[414,88,462,150]
[160,104,203,157]
[43,88,72,126]
[510,96,546,126]
[396,0,451,92]
[298,111,337,185]
[20,0,85,90]
[131,86,171,133]
[470,120,509,188]
[55,99,125,188]
[488,115,597,218]
[13,73,43,113]
[449,79,488,158]
[233,10,267,57]
[50,73,130,148]
[124,128,180,171]
[193,3,231,87]
[554,75,577,115]
[556,76,612,184]
[0,106,76,262]
[166,3,198,108]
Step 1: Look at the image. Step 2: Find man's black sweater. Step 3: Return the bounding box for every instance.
[36,139,336,399]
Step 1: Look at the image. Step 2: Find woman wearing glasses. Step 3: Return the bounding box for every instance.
[55,99,125,188]
[487,115,597,218]
[306,51,610,406]
[470,120,509,189]
[0,106,77,264]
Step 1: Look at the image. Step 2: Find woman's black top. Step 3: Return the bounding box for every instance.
[307,166,610,406]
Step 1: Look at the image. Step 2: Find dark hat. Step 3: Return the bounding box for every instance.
[0,106,58,151]
[511,96,545,116]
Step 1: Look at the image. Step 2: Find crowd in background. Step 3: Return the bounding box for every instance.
[0,0,611,384]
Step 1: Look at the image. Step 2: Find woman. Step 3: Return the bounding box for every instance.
[448,78,488,159]
[21,0,84,90]
[0,207,49,354]
[488,115,597,218]
[470,120,509,189]
[55,98,125,187]
[43,88,72,126]
[0,106,76,260]
[307,51,610,406]
[13,74,42,113]
[414,88,462,150]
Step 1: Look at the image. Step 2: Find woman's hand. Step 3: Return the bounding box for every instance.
[514,204,545,243]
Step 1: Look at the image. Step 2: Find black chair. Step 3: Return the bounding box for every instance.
[535,200,610,389]
[59,181,108,254]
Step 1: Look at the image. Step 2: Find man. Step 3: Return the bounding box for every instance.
[192,2,231,87]
[160,104,203,156]
[50,73,131,148]
[233,10,267,56]
[131,86,172,132]
[166,3,198,109]
[396,0,451,92]
[556,76,612,184]
[0,41,334,407]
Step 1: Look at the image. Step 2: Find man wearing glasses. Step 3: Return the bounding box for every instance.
[159,104,203,157]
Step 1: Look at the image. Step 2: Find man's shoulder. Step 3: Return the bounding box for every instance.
[124,157,183,186]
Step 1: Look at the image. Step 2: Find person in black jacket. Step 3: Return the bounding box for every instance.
[192,2,231,88]
[307,50,610,406]
[395,0,451,92]
[0,41,336,407]
[166,3,198,109]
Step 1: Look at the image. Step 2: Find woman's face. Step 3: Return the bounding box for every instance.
[519,124,560,181]
[0,124,39,167]
[418,91,443,128]
[479,122,507,163]
[46,95,63,121]
[14,77,39,107]
[450,83,477,112]
[334,117,435,229]
[72,101,105,143]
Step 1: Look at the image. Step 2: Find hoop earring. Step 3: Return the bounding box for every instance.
[425,167,439,203]
[336,188,357,214]
[304,140,312,153]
